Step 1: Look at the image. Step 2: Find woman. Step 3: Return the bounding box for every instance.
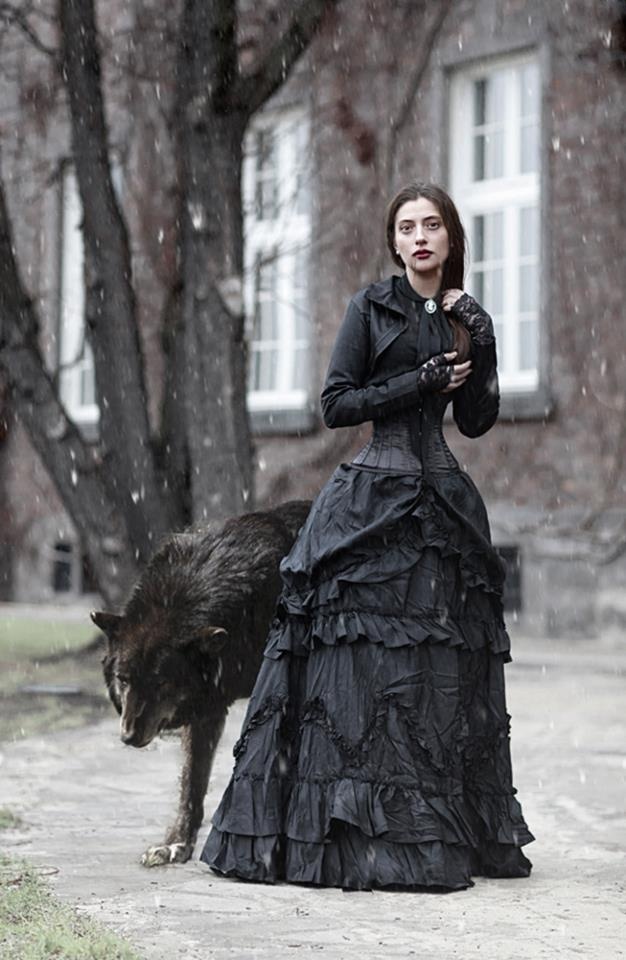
[201,182,534,891]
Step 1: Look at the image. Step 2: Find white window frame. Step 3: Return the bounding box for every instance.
[58,164,99,425]
[243,108,312,413]
[58,161,123,425]
[449,52,541,393]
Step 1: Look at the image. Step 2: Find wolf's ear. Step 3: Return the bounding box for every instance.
[91,610,123,638]
[190,625,228,656]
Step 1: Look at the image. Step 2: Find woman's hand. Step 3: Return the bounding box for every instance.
[440,350,472,393]
[417,350,472,396]
[441,289,464,313]
[441,289,495,346]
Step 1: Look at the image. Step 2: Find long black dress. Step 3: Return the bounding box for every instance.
[201,275,534,890]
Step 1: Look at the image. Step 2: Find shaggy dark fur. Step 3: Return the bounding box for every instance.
[91,499,311,867]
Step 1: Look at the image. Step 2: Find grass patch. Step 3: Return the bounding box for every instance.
[0,614,111,743]
[0,855,142,959]
[0,689,111,743]
[0,808,22,831]
[0,617,95,662]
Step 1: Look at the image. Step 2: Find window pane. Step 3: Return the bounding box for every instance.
[293,249,309,341]
[253,259,278,341]
[250,253,282,391]
[473,131,504,181]
[486,131,504,179]
[473,134,486,182]
[473,216,484,260]
[257,179,276,220]
[494,322,505,367]
[472,74,505,182]
[474,73,505,126]
[244,110,311,407]
[293,121,310,216]
[490,211,504,256]
[293,345,310,393]
[255,129,278,220]
[519,264,538,312]
[472,270,484,304]
[258,257,275,293]
[483,267,504,314]
[487,72,506,123]
[260,299,278,341]
[520,206,539,256]
[474,79,486,126]
[58,166,100,420]
[251,346,279,392]
[520,63,539,118]
[451,58,541,389]
[520,122,539,173]
[473,212,503,261]
[519,319,538,371]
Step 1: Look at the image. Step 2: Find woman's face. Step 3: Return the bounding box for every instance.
[394,197,450,281]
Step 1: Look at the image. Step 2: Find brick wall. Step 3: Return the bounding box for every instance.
[1,0,625,629]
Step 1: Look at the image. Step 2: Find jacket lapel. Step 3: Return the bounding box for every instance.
[364,276,409,370]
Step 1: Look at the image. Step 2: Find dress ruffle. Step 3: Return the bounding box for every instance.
[205,730,532,891]
[265,607,511,660]
[410,482,506,596]
[200,464,533,890]
[211,772,533,850]
[268,466,511,662]
[204,828,531,890]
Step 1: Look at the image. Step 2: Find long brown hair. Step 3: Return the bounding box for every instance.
[385,182,471,360]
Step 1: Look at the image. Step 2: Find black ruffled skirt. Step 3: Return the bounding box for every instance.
[200,464,534,890]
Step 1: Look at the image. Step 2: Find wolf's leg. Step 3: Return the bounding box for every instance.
[141,709,227,867]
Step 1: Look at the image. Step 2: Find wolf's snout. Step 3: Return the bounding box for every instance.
[120,719,141,745]
[120,722,154,748]
[120,700,148,746]
[121,726,139,745]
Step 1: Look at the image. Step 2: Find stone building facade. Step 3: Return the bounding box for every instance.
[1,0,625,637]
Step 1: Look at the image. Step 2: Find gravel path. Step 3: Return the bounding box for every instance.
[1,638,625,960]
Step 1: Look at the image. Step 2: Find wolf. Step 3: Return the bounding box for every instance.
[91,499,311,867]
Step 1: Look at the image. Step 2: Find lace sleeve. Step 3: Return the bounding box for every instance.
[451,293,495,346]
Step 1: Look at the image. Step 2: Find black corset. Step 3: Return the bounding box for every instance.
[351,402,459,476]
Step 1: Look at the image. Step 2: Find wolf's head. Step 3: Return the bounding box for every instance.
[91,610,227,748]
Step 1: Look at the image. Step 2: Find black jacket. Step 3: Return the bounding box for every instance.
[320,276,499,438]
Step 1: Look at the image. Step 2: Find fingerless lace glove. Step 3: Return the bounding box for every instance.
[416,353,454,396]
[451,293,495,345]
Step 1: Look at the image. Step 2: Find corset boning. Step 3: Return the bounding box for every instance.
[351,406,459,475]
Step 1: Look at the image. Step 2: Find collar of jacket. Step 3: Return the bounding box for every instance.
[361,275,409,370]
[363,275,406,317]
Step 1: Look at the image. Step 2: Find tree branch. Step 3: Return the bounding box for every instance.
[0,1,59,59]
[382,0,454,193]
[210,0,238,108]
[233,0,339,118]
[0,174,136,606]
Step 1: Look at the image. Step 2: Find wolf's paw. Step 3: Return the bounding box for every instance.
[140,842,193,867]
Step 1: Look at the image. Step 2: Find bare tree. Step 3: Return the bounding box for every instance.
[0,0,338,605]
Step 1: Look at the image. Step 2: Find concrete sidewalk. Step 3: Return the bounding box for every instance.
[1,638,625,960]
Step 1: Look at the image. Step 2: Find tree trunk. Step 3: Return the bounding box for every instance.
[61,0,178,556]
[177,0,253,521]
[180,121,253,520]
[0,0,339,600]
[0,181,137,607]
